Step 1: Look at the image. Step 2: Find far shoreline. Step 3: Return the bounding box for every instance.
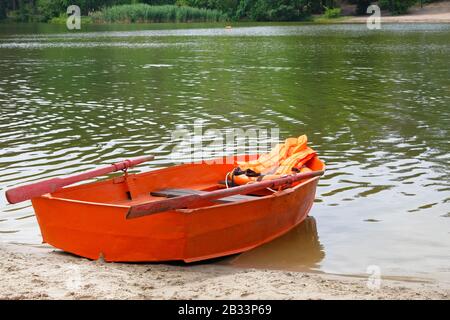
[45,2,450,27]
[2,1,450,29]
[2,18,450,32]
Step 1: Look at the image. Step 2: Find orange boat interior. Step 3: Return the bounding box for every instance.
[49,156,324,210]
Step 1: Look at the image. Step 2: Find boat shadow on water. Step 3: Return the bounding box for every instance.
[218,216,325,272]
[166,216,325,271]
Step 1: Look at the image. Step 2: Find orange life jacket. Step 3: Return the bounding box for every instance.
[228,135,316,186]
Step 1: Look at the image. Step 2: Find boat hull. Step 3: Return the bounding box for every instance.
[182,178,319,262]
[31,158,323,262]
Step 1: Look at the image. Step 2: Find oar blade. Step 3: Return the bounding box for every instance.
[5,178,61,204]
[5,155,154,204]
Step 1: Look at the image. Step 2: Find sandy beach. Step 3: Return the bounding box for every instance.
[0,243,447,300]
[0,1,449,302]
[345,1,450,23]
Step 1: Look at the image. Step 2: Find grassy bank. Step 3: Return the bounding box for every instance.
[49,15,93,25]
[90,4,227,24]
[47,16,352,26]
[47,7,343,26]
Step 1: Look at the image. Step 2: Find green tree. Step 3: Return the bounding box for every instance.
[234,0,318,21]
[379,0,417,14]
[356,0,372,15]
[0,1,7,19]
[346,0,375,15]
[36,0,65,21]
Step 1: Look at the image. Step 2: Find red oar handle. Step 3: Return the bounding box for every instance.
[127,170,324,219]
[5,155,154,204]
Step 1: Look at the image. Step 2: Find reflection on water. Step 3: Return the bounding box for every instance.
[0,23,449,280]
[222,217,325,272]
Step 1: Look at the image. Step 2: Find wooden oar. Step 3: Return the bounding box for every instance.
[127,170,324,219]
[5,155,154,204]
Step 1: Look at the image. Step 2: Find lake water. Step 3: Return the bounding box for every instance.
[0,23,449,282]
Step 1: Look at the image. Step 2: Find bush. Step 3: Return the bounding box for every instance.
[248,0,269,21]
[92,4,227,23]
[323,7,341,19]
[379,0,417,15]
[268,5,299,21]
[233,0,313,21]
[36,0,66,22]
[49,13,93,24]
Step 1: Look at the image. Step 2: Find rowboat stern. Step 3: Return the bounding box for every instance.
[181,167,323,262]
[31,195,187,262]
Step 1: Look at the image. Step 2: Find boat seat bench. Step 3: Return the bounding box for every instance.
[150,188,257,204]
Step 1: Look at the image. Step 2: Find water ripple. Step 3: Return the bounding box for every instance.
[0,24,449,280]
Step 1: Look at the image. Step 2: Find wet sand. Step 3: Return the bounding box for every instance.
[0,243,448,300]
[344,2,450,23]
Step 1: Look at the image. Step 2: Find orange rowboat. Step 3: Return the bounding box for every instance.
[7,155,324,263]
